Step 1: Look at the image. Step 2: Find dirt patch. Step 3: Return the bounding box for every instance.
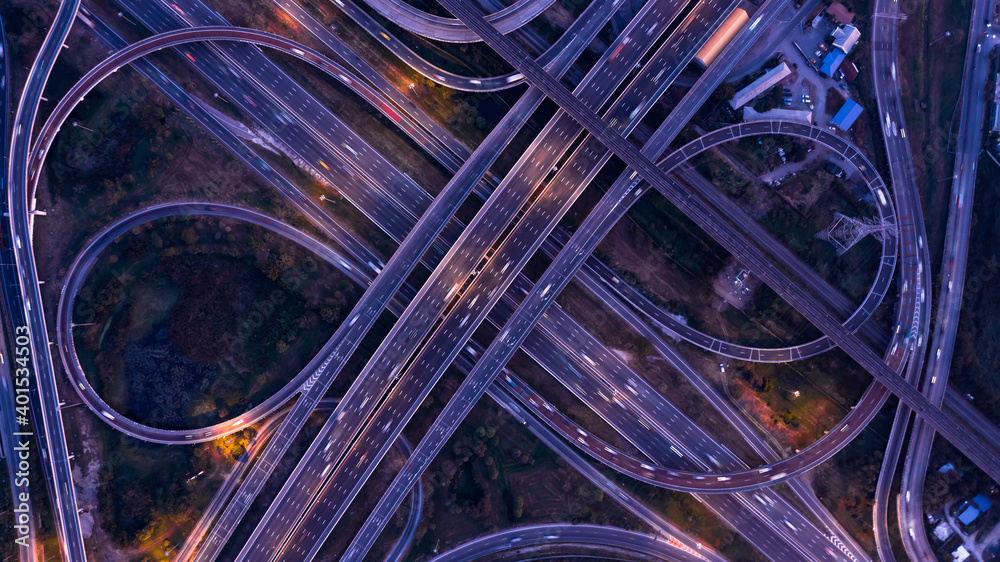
[713,260,763,311]
[507,470,565,516]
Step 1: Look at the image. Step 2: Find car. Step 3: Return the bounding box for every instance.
[809,57,817,64]
[819,43,827,51]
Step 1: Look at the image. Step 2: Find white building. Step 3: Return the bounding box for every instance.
[730,62,792,109]
[833,25,861,53]
[933,521,953,541]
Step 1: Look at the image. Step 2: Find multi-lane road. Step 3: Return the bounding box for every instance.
[62,1,893,481]
[5,0,88,559]
[868,0,939,554]
[10,0,1000,558]
[0,16,41,562]
[896,0,998,558]
[355,0,554,42]
[229,2,728,557]
[436,0,1000,484]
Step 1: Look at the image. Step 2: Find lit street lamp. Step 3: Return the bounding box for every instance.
[930,31,951,45]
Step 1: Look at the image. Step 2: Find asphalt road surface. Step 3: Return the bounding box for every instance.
[435,0,1000,483]
[5,0,88,557]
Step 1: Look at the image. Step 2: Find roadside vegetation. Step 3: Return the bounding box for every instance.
[401,399,647,559]
[74,216,358,429]
[947,156,1000,425]
[554,280,765,463]
[896,0,972,252]
[218,0,515,148]
[675,340,871,453]
[596,187,822,349]
[812,399,896,559]
[95,432,232,552]
[0,465,14,561]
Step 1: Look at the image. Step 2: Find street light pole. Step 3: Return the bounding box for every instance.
[930,31,952,45]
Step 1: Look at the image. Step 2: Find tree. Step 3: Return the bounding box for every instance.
[181,227,199,245]
[320,300,341,323]
[762,377,775,393]
[789,144,809,162]
[634,337,654,358]
[712,82,736,102]
[753,85,785,113]
[781,412,800,426]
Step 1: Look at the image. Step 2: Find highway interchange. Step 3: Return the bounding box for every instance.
[3,0,1000,560]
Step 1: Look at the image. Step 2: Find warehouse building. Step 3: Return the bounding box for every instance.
[730,62,792,109]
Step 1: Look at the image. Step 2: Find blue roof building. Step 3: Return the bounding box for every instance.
[973,494,993,512]
[832,99,864,131]
[820,50,847,77]
[958,505,981,526]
